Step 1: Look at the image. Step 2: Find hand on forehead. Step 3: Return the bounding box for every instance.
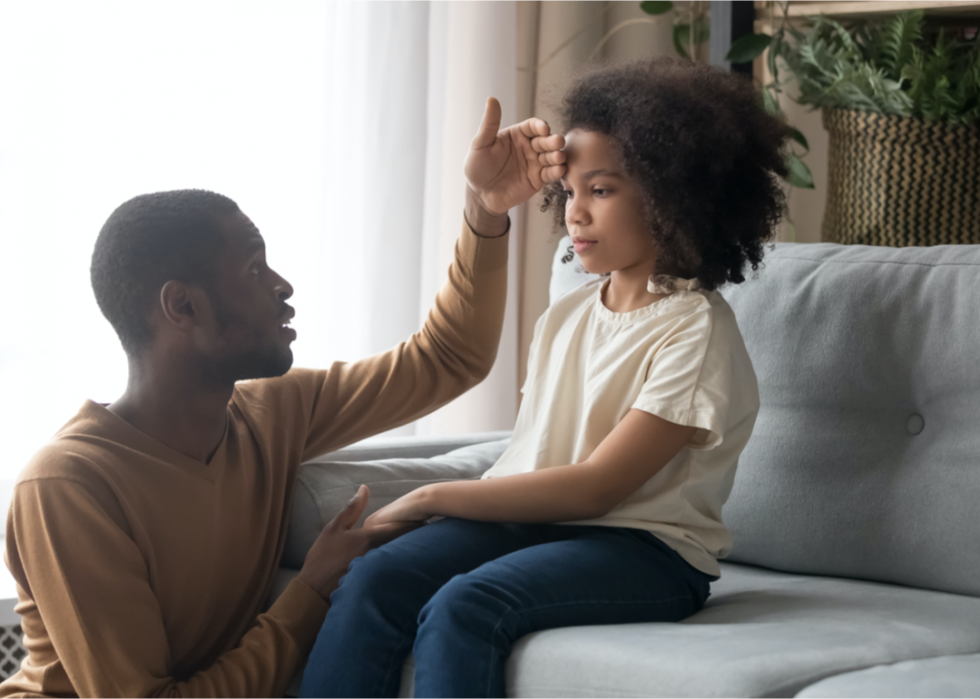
[561,130,624,181]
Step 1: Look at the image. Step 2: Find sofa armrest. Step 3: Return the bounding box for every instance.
[304,430,513,464]
[281,433,512,569]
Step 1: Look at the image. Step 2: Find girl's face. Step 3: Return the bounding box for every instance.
[560,129,657,277]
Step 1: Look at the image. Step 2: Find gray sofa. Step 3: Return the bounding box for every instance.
[274,240,980,697]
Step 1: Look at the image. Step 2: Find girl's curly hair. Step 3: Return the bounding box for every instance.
[541,58,789,291]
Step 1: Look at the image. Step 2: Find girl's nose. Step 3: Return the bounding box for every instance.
[566,197,589,226]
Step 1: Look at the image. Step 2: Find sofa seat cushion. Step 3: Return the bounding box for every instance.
[396,562,980,698]
[278,544,980,698]
[796,653,980,698]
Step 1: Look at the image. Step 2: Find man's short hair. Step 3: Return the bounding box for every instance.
[91,189,240,355]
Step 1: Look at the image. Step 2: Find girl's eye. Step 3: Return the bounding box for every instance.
[593,188,609,197]
[563,190,573,199]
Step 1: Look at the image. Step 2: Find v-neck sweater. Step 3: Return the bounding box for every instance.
[1,221,508,698]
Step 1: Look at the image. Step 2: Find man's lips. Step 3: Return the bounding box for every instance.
[278,307,297,340]
[572,237,597,253]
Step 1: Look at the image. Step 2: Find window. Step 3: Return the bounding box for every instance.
[0,1,444,508]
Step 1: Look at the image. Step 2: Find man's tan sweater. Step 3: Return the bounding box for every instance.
[1,222,508,698]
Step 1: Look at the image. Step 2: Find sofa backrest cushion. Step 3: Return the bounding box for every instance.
[551,238,980,597]
[717,243,980,596]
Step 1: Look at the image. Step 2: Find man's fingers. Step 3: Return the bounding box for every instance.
[530,133,565,154]
[329,485,370,531]
[537,150,566,167]
[518,117,552,141]
[472,97,502,150]
[541,163,568,183]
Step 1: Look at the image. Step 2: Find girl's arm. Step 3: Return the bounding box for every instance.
[364,410,697,526]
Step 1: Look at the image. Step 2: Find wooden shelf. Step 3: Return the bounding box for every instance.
[784,1,980,17]
[755,1,980,21]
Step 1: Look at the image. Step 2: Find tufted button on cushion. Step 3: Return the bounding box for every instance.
[906,414,925,435]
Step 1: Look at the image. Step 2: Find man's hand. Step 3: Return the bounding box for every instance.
[297,485,418,601]
[464,97,567,220]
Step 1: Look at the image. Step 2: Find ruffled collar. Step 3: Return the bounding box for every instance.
[593,275,706,324]
[647,274,702,295]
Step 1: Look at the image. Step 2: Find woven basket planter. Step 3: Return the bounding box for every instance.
[821,108,980,246]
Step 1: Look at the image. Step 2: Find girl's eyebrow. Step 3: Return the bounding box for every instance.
[560,169,622,186]
[583,169,621,179]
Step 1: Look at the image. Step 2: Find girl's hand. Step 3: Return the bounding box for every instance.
[364,487,434,528]
[464,97,566,217]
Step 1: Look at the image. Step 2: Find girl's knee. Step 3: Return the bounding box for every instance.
[335,545,415,603]
[418,573,514,630]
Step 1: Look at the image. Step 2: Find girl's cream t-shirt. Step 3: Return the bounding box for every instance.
[482,276,759,577]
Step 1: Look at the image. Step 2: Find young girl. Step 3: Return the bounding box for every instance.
[300,57,787,698]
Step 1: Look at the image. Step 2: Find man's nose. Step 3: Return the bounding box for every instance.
[272,270,293,300]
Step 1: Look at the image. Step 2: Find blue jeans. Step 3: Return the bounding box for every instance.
[299,518,712,698]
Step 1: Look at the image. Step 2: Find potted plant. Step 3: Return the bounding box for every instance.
[733,8,980,246]
[634,1,816,189]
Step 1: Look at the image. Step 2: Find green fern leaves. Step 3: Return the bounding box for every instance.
[777,11,980,124]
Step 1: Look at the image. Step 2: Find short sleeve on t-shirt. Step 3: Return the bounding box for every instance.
[520,313,548,395]
[631,301,731,450]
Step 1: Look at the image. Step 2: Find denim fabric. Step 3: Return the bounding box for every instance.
[299,518,712,698]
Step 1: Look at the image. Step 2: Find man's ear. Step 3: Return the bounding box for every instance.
[159,280,206,331]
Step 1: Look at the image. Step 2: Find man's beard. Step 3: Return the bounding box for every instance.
[204,296,294,384]
[198,342,293,386]
[227,345,292,381]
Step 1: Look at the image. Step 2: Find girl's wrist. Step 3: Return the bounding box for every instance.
[415,483,444,519]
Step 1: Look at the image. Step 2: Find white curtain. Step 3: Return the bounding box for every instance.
[314,1,520,438]
[0,1,520,515]
[416,1,519,437]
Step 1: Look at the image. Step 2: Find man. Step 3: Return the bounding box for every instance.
[1,98,567,698]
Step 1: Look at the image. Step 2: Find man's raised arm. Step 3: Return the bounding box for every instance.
[243,98,567,460]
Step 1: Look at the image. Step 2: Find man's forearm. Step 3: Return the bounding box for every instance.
[293,213,510,459]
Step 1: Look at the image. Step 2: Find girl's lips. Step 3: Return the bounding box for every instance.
[573,239,597,253]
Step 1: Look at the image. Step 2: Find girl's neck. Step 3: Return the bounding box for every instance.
[602,267,667,314]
